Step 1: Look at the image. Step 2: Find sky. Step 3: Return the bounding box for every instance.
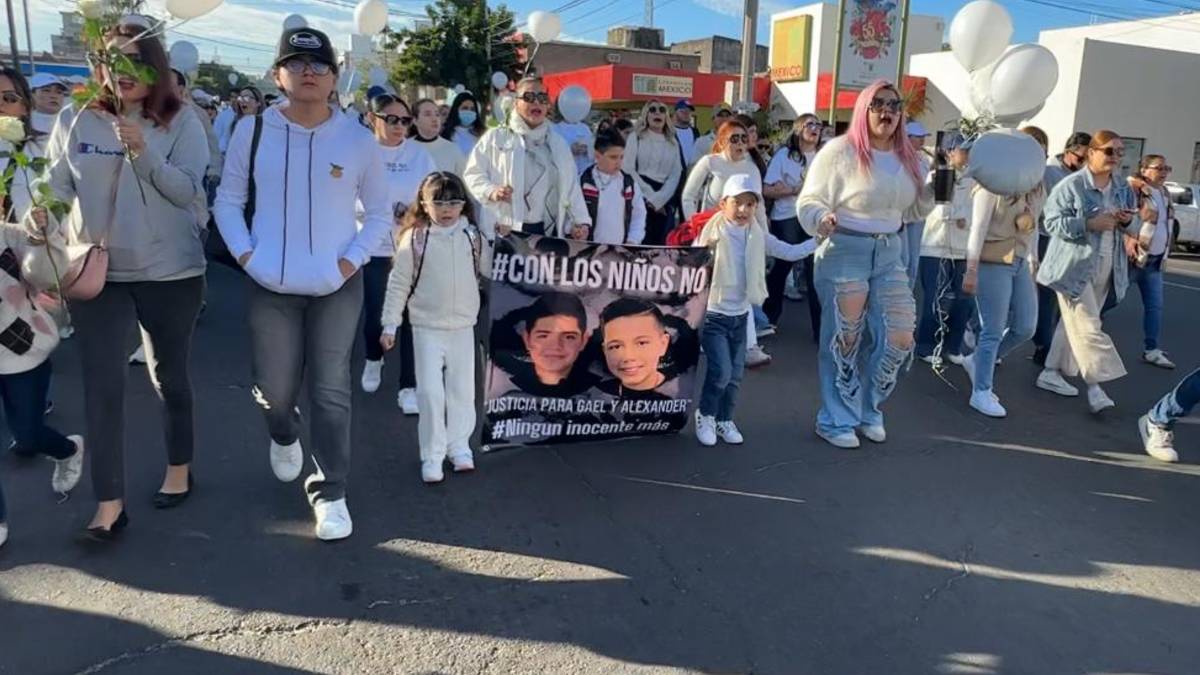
[16,0,1195,74]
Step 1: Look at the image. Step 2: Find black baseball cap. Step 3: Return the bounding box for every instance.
[275,27,338,72]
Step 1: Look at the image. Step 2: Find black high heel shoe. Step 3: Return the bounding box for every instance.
[152,473,194,510]
[83,511,129,543]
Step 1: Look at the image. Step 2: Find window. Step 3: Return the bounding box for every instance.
[1170,187,1193,206]
[605,53,621,64]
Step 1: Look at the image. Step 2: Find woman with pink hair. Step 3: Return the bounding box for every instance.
[796,80,933,449]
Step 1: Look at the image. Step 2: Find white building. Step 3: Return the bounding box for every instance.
[766,2,944,128]
[910,13,1200,181]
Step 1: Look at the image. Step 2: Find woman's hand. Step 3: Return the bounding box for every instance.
[380,333,396,352]
[1086,212,1118,232]
[962,266,978,295]
[817,213,837,238]
[338,258,357,279]
[490,186,513,203]
[497,224,513,237]
[1123,234,1140,260]
[114,118,146,156]
[238,251,253,267]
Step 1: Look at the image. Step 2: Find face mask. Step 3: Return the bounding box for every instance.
[458,110,477,126]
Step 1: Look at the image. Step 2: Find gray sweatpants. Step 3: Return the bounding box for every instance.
[246,272,363,505]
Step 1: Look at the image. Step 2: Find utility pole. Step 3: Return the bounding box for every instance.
[20,0,32,73]
[5,0,20,71]
[645,0,654,27]
[894,0,910,83]
[828,0,846,127]
[737,0,757,104]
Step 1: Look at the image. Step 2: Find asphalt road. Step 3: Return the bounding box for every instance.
[1,255,1199,675]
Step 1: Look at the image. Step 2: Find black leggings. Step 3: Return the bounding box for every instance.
[362,256,416,388]
[763,217,821,341]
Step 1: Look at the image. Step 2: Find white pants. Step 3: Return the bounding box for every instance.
[413,326,476,463]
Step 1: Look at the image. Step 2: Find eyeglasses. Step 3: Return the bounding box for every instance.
[427,199,466,209]
[376,113,413,127]
[1066,150,1086,162]
[648,105,667,114]
[0,91,23,105]
[1148,164,1172,173]
[803,121,823,130]
[1092,146,1125,158]
[728,134,749,144]
[282,58,333,76]
[868,98,902,114]
[237,94,259,103]
[519,91,551,105]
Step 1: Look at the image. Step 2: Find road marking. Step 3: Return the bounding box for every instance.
[1165,281,1200,292]
[618,476,807,504]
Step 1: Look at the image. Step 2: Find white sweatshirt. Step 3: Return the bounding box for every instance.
[413,135,466,176]
[380,217,492,333]
[681,153,762,219]
[214,103,391,297]
[622,130,683,211]
[361,140,437,258]
[920,174,975,260]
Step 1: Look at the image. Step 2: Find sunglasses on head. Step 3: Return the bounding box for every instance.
[1093,146,1125,158]
[1,91,23,105]
[376,113,413,127]
[868,98,902,114]
[282,58,333,76]
[519,91,551,105]
[728,134,749,144]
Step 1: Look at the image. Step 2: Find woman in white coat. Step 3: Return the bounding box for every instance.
[463,76,591,240]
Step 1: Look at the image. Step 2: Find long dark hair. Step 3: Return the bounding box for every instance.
[400,171,476,238]
[441,91,485,140]
[0,66,36,141]
[94,23,181,127]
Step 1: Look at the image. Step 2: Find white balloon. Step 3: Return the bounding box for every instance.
[993,102,1045,127]
[228,72,239,86]
[527,11,562,43]
[164,0,224,21]
[283,13,307,30]
[949,0,1013,73]
[169,41,199,73]
[494,92,515,124]
[557,85,591,124]
[368,66,388,87]
[989,44,1059,117]
[354,0,388,35]
[966,129,1046,196]
[491,71,509,91]
[453,84,466,94]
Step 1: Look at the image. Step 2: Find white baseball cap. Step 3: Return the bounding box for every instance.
[721,173,762,200]
[905,121,928,138]
[29,73,67,91]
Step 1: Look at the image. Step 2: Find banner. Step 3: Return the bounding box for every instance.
[631,73,695,98]
[837,0,903,89]
[483,234,713,449]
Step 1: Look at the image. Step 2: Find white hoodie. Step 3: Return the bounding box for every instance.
[214,103,391,297]
[380,217,492,333]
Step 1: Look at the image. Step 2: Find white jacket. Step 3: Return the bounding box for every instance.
[380,218,492,332]
[920,174,975,260]
[214,104,391,297]
[463,121,591,239]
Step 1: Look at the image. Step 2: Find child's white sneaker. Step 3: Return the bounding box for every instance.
[695,411,717,446]
[361,360,383,393]
[398,388,419,415]
[715,421,744,444]
[421,460,445,484]
[449,450,475,473]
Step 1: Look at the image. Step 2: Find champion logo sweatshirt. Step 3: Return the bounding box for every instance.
[214,104,391,297]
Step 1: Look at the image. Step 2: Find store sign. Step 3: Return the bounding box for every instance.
[631,73,694,98]
[769,14,813,82]
[837,0,904,89]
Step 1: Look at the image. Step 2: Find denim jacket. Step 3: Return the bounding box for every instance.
[1036,168,1139,302]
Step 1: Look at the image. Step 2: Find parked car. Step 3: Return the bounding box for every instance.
[1166,182,1200,252]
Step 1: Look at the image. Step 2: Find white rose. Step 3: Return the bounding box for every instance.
[0,116,26,143]
[78,0,105,19]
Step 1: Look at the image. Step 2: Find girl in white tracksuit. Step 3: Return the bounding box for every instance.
[380,172,491,484]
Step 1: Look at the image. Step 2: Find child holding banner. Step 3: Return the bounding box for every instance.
[693,174,816,447]
[380,173,491,484]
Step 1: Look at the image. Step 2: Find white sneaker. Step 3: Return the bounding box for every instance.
[817,426,861,449]
[0,523,7,548]
[1087,385,1115,414]
[1036,369,1079,397]
[129,344,147,365]
[51,436,85,493]
[946,353,966,366]
[398,388,419,415]
[969,390,1008,418]
[421,459,445,484]
[756,325,776,338]
[312,499,353,541]
[715,420,744,444]
[746,345,772,368]
[1139,415,1178,463]
[858,424,887,443]
[269,439,304,482]
[448,450,475,473]
[361,360,383,393]
[1143,350,1176,369]
[695,411,717,446]
[960,353,977,387]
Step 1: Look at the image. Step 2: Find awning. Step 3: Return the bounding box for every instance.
[543,65,770,108]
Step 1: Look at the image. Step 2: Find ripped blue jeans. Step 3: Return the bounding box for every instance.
[813,231,917,436]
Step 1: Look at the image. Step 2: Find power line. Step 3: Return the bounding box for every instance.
[1016,0,1200,34]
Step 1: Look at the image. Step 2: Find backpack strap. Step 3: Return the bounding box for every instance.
[406,226,429,303]
[621,171,635,242]
[466,224,483,284]
[580,165,600,227]
[244,115,263,232]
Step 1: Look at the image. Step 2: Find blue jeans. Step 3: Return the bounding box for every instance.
[752,305,770,331]
[900,222,923,289]
[1148,367,1200,429]
[0,360,77,523]
[973,258,1038,393]
[915,256,972,358]
[813,232,916,435]
[1130,254,1165,352]
[699,312,748,421]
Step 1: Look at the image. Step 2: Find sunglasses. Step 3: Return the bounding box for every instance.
[519,91,551,105]
[648,105,667,114]
[728,134,749,144]
[426,199,466,209]
[376,113,413,127]
[1,91,23,105]
[868,98,903,114]
[803,121,823,130]
[1092,146,1125,158]
[237,94,259,103]
[1148,164,1172,172]
[282,58,333,76]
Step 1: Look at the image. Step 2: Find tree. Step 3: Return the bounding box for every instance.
[385,0,521,99]
[192,62,252,101]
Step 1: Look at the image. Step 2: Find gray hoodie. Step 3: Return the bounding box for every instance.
[41,102,209,283]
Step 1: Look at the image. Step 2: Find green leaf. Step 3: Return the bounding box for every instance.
[13,153,29,169]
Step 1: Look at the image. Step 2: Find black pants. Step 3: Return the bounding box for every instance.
[1032,234,1060,364]
[764,217,821,341]
[0,360,76,523]
[362,257,415,388]
[72,276,204,502]
[641,175,674,246]
[522,222,546,235]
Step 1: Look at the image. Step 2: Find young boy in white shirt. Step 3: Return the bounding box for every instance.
[579,129,647,245]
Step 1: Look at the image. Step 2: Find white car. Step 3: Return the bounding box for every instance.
[1166,182,1200,252]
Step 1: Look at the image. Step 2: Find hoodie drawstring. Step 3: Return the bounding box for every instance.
[307,133,315,255]
[281,129,291,286]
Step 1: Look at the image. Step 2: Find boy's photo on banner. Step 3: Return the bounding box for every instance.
[483,234,713,448]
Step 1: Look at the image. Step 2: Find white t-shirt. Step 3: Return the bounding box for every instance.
[364,140,437,257]
[675,126,696,166]
[1150,188,1169,256]
[31,111,57,136]
[554,122,594,176]
[591,170,646,245]
[764,150,810,221]
[708,222,749,316]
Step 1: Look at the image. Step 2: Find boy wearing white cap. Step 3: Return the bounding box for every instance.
[692,173,816,446]
[29,73,68,136]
